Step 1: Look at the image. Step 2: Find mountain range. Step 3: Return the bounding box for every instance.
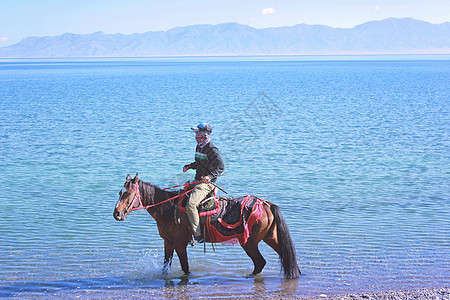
[0,18,449,58]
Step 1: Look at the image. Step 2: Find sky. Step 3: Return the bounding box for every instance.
[1,0,449,46]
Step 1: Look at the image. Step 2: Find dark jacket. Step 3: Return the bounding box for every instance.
[188,141,224,182]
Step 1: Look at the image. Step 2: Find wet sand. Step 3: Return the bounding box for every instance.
[47,286,449,299]
[302,287,449,299]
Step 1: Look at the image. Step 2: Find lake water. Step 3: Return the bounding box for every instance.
[0,57,449,298]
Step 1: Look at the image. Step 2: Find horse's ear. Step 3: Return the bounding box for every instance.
[133,173,139,183]
[126,174,131,181]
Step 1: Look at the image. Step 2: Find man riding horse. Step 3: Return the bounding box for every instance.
[183,122,225,246]
[113,122,300,278]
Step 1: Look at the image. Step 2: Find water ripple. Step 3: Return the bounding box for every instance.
[0,59,449,298]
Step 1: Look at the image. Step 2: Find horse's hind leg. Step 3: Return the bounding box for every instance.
[263,221,281,255]
[242,242,266,276]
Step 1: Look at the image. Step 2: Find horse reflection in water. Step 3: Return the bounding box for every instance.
[113,174,301,279]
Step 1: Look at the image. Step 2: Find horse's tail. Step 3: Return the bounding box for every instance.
[270,204,301,279]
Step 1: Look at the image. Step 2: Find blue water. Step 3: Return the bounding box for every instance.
[0,57,449,298]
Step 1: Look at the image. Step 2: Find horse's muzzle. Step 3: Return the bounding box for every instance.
[113,209,125,221]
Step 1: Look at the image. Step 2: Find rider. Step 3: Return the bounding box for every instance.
[183,122,225,246]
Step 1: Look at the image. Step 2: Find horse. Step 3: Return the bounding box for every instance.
[113,173,301,279]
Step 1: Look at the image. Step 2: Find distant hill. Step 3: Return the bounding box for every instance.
[0,18,449,58]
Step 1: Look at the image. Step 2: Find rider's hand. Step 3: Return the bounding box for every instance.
[183,165,190,172]
[202,176,211,183]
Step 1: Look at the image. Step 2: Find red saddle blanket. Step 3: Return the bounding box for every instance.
[178,194,264,245]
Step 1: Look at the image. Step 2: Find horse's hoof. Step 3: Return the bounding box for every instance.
[245,272,260,278]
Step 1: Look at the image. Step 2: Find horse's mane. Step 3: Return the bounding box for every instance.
[139,180,179,217]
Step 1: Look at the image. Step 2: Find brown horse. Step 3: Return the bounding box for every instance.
[113,173,301,279]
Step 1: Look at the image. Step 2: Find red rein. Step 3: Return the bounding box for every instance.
[129,181,202,212]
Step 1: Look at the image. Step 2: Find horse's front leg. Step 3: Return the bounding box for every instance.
[163,239,175,274]
[175,246,190,275]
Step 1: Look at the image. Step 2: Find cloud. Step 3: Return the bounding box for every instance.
[1,37,8,42]
[375,5,379,11]
[261,7,275,15]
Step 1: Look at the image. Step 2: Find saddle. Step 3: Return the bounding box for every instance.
[206,195,265,245]
[178,191,265,245]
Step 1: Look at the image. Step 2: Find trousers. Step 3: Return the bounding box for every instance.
[186,182,214,237]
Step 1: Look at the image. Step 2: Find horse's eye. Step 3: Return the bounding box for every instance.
[119,187,127,197]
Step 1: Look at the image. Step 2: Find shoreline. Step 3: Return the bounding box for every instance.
[301,287,449,299]
[1,53,450,62]
[7,286,450,299]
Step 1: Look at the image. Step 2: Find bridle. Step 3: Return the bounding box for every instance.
[121,181,199,214]
[125,182,144,213]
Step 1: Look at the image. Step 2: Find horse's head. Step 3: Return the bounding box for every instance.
[113,173,140,221]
